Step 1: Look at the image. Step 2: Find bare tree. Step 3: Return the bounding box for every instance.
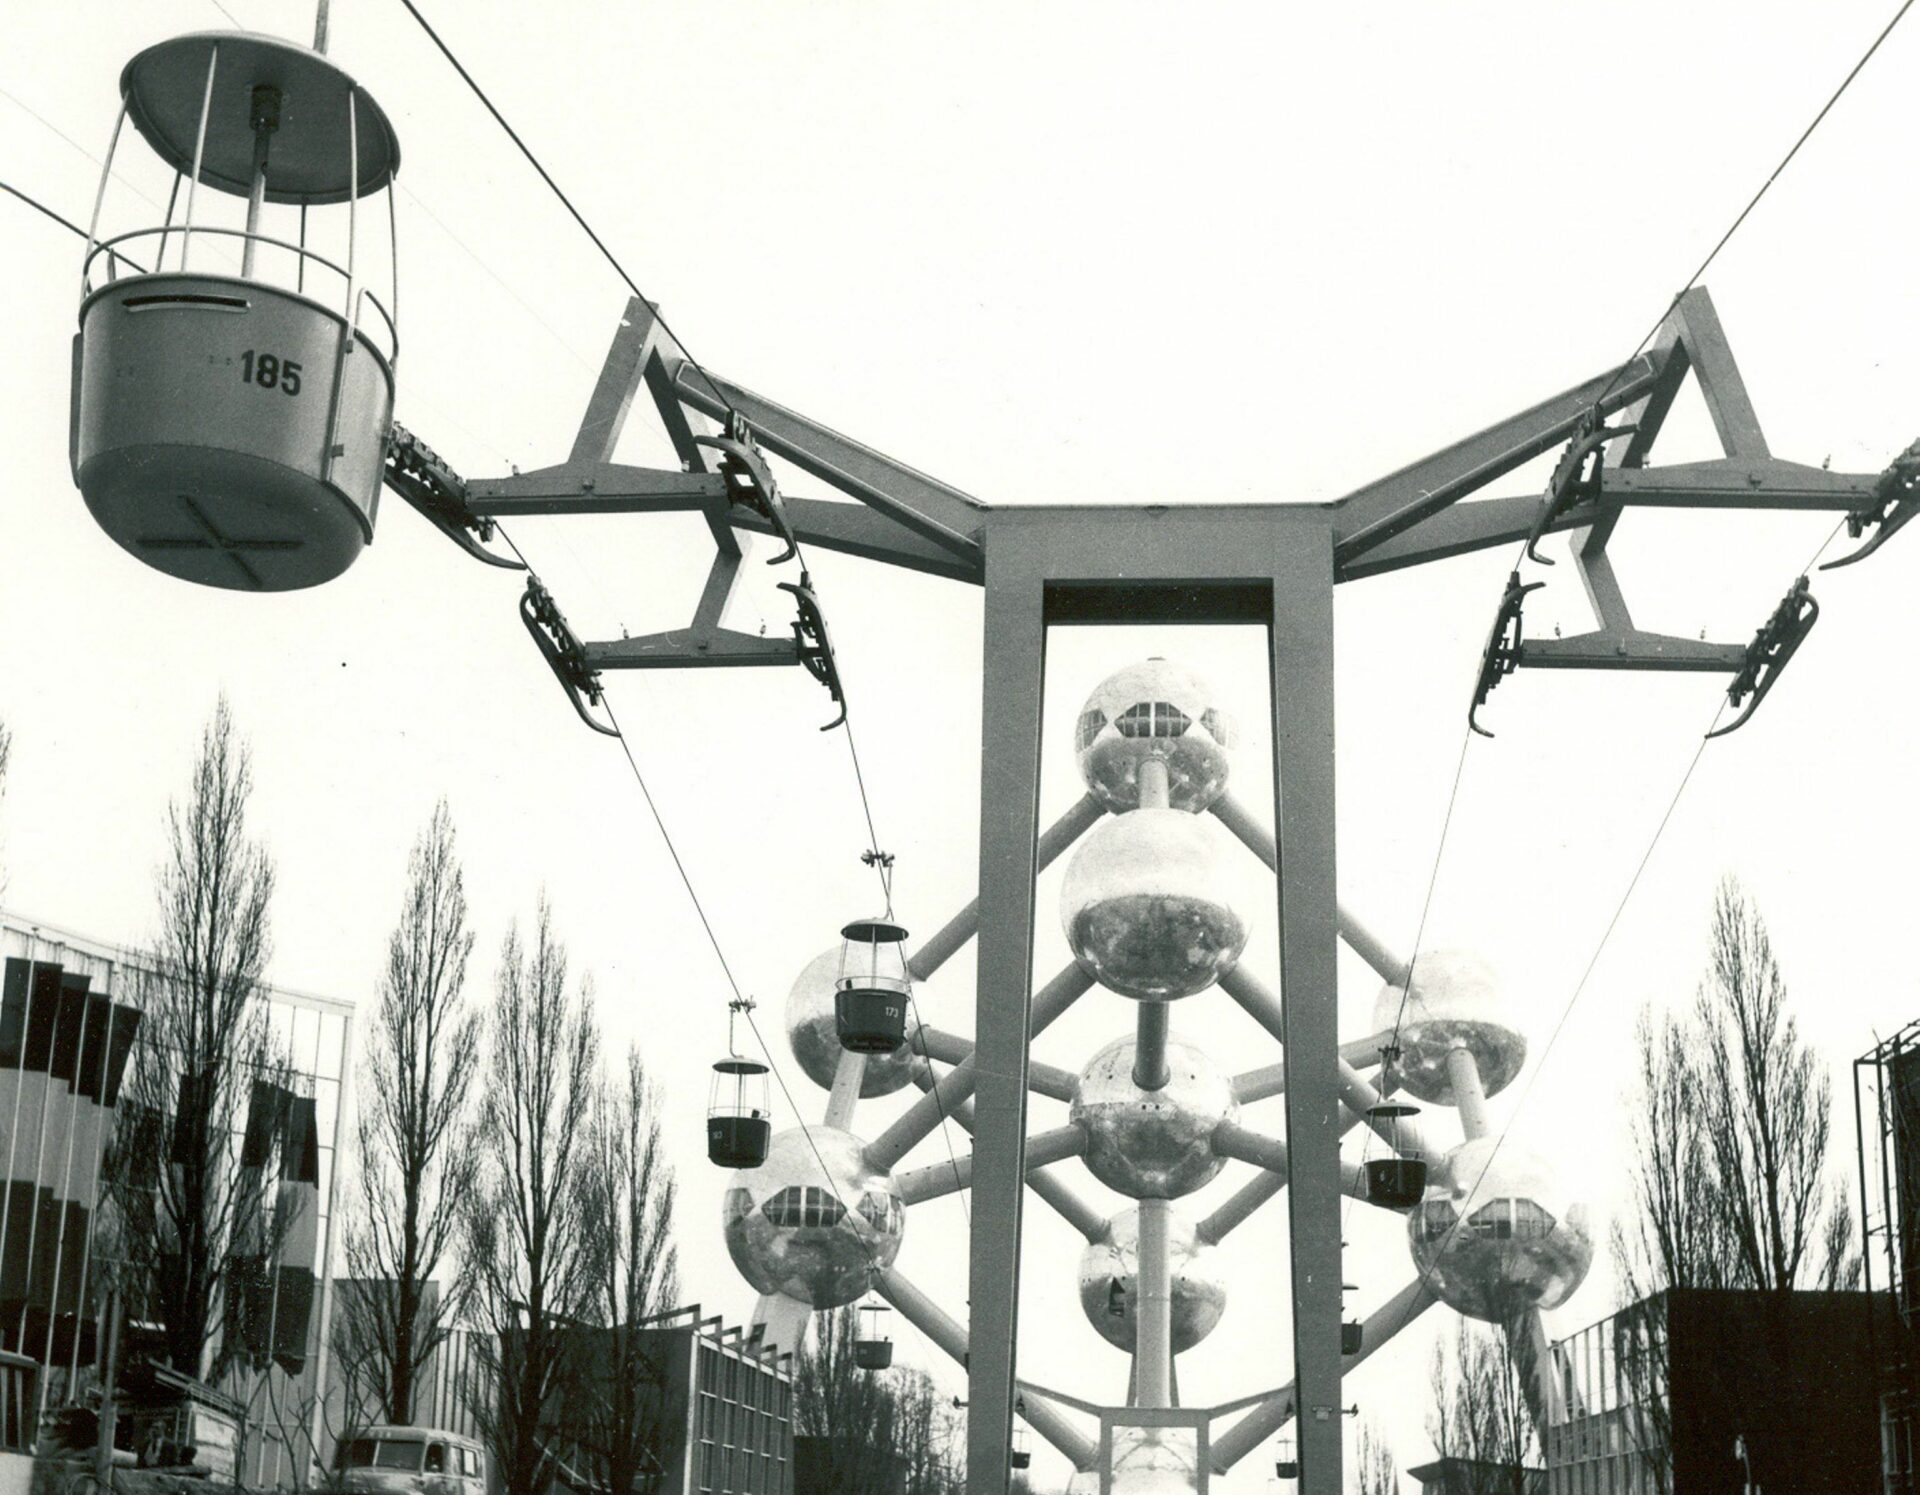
[792,1306,904,1495]
[465,903,599,1495]
[1615,1006,1737,1296]
[891,1368,964,1495]
[1616,876,1857,1297]
[792,1309,963,1495]
[1611,878,1859,1487]
[1352,1417,1398,1495]
[340,802,481,1425]
[1427,1321,1536,1495]
[564,1047,680,1495]
[116,697,279,1376]
[1696,878,1857,1291]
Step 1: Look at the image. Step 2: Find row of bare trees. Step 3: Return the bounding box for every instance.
[334,809,682,1495]
[12,700,683,1495]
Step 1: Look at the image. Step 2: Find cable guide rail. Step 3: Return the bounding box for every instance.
[1467,573,1544,739]
[1708,576,1820,739]
[695,411,801,565]
[384,423,523,569]
[1522,408,1637,566]
[1824,437,1920,569]
[519,575,616,737]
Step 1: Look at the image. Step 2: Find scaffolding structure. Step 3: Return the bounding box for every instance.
[1857,1025,1920,1492]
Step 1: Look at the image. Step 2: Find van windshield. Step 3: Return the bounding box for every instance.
[336,1439,426,1471]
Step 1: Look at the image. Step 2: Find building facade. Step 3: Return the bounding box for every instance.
[1547,1290,1891,1494]
[0,908,352,1488]
[550,1308,794,1495]
[328,1302,794,1495]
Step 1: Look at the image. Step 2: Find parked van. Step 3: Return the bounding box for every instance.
[334,1426,488,1495]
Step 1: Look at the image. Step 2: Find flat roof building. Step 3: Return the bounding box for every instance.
[1548,1289,1892,1494]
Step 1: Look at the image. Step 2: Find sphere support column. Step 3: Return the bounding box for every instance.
[1444,1044,1493,1141]
[1134,1199,1174,1408]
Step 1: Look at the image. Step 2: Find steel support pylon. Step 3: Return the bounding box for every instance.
[965,507,1345,1493]
[374,285,1885,1495]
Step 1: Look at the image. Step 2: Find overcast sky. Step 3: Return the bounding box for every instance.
[5,2,1919,1487]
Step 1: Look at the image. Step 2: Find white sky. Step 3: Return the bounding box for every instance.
[4,2,1919,1488]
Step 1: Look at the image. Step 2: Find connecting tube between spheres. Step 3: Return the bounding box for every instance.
[1133,1002,1171,1091]
[1134,1199,1174,1407]
[1137,756,1172,812]
[1444,1043,1492,1141]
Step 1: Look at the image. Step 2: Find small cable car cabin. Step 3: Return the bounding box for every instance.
[854,1300,893,1370]
[708,1058,771,1169]
[1363,1101,1428,1210]
[1010,1428,1030,1471]
[835,919,912,1055]
[71,30,400,591]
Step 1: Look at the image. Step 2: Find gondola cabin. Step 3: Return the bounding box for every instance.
[1363,1101,1428,1210]
[854,1299,893,1370]
[708,1058,771,1169]
[71,31,400,591]
[834,918,912,1055]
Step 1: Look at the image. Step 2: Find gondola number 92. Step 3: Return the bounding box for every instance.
[239,351,303,395]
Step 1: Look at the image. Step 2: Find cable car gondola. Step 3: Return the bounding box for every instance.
[72,28,401,591]
[835,918,912,1054]
[708,1058,771,1169]
[854,1298,893,1370]
[1364,1101,1428,1210]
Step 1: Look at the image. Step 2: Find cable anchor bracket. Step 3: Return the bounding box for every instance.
[777,571,847,731]
[1821,437,1920,570]
[520,576,619,737]
[383,423,526,571]
[1705,575,1819,740]
[695,412,802,565]
[1468,571,1545,738]
[1523,407,1639,566]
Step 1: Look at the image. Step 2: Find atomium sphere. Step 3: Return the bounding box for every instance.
[1407,1136,1593,1322]
[1075,658,1237,815]
[723,1126,904,1309]
[1072,1034,1237,1199]
[785,946,922,1097]
[1078,1206,1227,1354]
[1368,949,1526,1105]
[1061,811,1249,1000]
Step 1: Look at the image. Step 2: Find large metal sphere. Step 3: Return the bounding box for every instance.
[1075,659,1236,814]
[723,1127,904,1309]
[1072,1035,1237,1199]
[785,946,921,1097]
[1061,811,1249,1000]
[1368,949,1526,1105]
[1408,1137,1593,1321]
[1078,1206,1227,1354]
